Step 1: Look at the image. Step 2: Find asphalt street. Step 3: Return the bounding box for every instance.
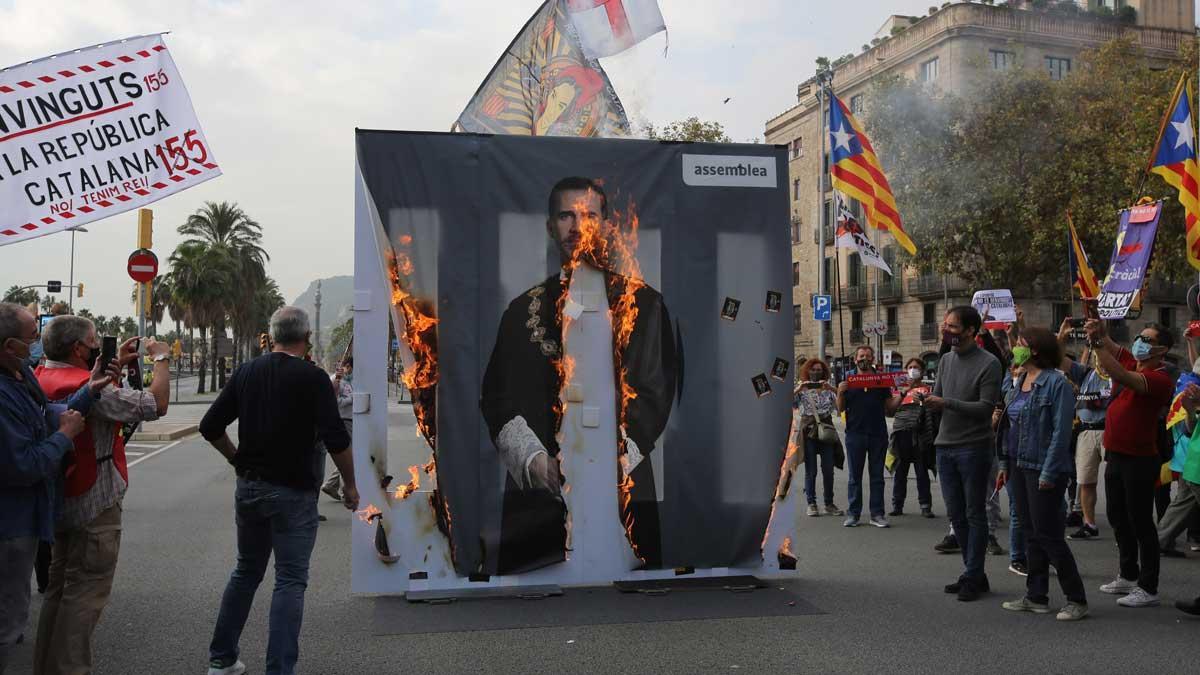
[8,402,1199,674]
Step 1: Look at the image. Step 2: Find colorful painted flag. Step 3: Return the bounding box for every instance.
[828,92,914,255]
[454,0,630,137]
[1067,214,1100,299]
[1147,74,1199,270]
[566,0,666,60]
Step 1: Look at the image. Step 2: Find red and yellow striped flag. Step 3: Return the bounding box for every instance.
[827,93,914,254]
[1147,74,1200,270]
[1067,214,1100,299]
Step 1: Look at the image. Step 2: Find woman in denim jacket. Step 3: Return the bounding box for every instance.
[996,326,1089,621]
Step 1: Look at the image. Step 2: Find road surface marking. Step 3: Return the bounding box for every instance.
[128,438,187,467]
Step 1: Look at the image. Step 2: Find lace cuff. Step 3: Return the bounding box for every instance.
[497,416,547,489]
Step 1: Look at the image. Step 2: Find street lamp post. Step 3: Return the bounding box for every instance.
[68,226,88,312]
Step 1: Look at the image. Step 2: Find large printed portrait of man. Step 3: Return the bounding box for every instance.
[480,177,678,575]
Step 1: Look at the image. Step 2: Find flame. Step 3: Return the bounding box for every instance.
[387,238,439,447]
[777,536,797,570]
[395,464,421,500]
[356,503,382,524]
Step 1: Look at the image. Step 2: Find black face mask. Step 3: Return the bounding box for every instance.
[84,345,101,370]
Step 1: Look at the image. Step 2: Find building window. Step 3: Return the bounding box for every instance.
[824,257,834,292]
[851,309,863,332]
[882,245,896,280]
[792,137,803,159]
[887,306,898,330]
[793,306,803,333]
[1052,303,1070,329]
[1159,306,1175,328]
[923,302,936,325]
[823,151,831,178]
[850,94,865,114]
[793,178,800,200]
[1046,56,1071,81]
[989,50,1014,71]
[791,218,801,244]
[824,199,833,228]
[848,253,863,287]
[920,57,939,83]
[793,262,800,287]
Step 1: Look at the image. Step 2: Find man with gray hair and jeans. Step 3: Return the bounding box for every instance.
[200,306,358,675]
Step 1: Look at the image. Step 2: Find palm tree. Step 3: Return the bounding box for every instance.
[178,202,268,389]
[167,241,234,393]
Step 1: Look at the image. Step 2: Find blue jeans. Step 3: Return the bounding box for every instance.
[937,446,992,583]
[804,437,836,506]
[845,432,887,518]
[1006,460,1027,564]
[210,479,319,675]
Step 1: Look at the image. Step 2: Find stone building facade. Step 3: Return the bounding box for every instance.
[764,0,1196,371]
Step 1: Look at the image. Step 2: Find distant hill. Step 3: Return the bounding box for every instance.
[292,276,353,359]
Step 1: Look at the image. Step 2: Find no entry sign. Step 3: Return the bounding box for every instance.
[127,249,159,283]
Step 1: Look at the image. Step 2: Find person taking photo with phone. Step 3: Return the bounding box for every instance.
[31,316,171,675]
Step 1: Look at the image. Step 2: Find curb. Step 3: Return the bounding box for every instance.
[130,424,198,442]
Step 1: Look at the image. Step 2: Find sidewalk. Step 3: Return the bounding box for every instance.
[130,374,214,441]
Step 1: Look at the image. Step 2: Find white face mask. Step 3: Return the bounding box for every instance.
[907,368,922,381]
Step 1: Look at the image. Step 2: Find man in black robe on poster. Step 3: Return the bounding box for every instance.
[481,177,677,575]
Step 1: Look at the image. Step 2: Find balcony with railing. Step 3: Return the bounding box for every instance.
[908,274,969,299]
[920,322,940,343]
[812,223,835,246]
[884,324,900,344]
[1145,278,1191,303]
[849,328,867,344]
[841,284,870,306]
[877,277,904,302]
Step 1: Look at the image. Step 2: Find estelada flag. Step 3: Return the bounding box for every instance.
[1067,214,1100,299]
[828,92,914,254]
[1166,371,1200,430]
[1147,74,1200,270]
[454,0,630,137]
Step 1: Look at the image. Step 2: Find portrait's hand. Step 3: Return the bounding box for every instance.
[529,453,561,495]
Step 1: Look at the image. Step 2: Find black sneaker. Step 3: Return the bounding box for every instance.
[921,506,935,518]
[944,580,963,594]
[1008,560,1028,577]
[1162,547,1187,558]
[987,535,1005,556]
[1065,511,1083,528]
[934,534,960,554]
[1067,525,1099,540]
[958,582,983,602]
[889,507,904,517]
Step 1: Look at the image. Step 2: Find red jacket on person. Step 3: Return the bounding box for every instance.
[35,364,128,498]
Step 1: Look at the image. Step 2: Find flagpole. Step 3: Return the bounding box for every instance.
[835,247,847,374]
[872,219,881,358]
[817,74,829,361]
[1066,212,1076,323]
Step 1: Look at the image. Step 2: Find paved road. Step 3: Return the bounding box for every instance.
[8,404,1199,674]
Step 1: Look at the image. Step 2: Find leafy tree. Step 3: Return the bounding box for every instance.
[3,286,39,306]
[863,37,1197,291]
[643,117,732,143]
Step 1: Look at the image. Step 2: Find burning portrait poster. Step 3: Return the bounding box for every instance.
[353,130,793,593]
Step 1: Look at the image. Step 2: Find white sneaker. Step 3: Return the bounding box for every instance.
[208,660,246,675]
[1116,587,1160,608]
[1098,577,1138,595]
[869,515,890,528]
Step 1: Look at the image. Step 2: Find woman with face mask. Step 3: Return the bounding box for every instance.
[997,327,1088,621]
[889,359,937,518]
[795,358,843,517]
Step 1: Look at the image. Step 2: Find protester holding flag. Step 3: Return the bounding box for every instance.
[1085,319,1174,608]
[1158,357,1200,557]
[997,327,1088,621]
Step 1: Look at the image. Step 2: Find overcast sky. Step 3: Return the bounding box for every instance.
[2,0,1193,320]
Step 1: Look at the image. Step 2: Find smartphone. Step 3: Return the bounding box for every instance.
[1083,298,1100,321]
[802,381,823,389]
[1069,318,1086,328]
[101,335,117,368]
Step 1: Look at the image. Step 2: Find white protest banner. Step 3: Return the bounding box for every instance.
[971,289,1016,329]
[0,34,219,246]
[834,193,891,275]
